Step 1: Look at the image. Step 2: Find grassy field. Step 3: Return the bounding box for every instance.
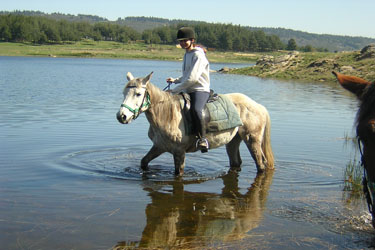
[0,40,259,63]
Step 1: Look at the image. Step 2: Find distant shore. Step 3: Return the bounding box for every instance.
[1,41,374,83]
[229,46,375,83]
[0,41,259,64]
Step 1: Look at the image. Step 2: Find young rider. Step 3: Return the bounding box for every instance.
[166,27,211,153]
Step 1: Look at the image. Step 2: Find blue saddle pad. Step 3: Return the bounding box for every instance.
[205,94,243,132]
[182,94,243,135]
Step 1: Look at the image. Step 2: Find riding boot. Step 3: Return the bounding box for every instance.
[197,118,209,153]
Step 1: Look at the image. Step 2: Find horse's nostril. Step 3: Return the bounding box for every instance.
[117,112,126,123]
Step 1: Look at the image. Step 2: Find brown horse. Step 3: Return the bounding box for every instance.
[332,71,375,226]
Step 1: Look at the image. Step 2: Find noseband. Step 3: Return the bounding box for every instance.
[121,86,151,120]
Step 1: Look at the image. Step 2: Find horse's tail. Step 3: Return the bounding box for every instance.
[262,112,274,169]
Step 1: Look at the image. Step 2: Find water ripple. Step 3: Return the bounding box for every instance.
[55,147,229,182]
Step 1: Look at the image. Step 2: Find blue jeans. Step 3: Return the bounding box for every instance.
[189,91,210,137]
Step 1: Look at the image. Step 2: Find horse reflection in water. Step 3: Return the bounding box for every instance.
[332,71,375,227]
[116,72,274,176]
[114,170,274,249]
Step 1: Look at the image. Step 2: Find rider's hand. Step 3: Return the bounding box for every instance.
[166,77,175,84]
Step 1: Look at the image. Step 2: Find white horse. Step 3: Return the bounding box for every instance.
[116,72,274,176]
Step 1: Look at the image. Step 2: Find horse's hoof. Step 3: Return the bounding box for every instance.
[175,169,184,176]
[228,167,241,173]
[256,167,266,173]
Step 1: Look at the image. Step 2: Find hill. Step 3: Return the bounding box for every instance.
[0,10,108,23]
[251,27,375,52]
[1,11,375,51]
[114,16,203,32]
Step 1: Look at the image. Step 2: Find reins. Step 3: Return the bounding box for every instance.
[163,82,172,91]
[359,137,375,222]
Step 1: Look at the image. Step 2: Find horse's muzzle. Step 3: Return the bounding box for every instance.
[116,111,128,124]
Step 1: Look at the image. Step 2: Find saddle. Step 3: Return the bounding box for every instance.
[179,90,243,135]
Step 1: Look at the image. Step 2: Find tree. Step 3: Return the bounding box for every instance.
[218,30,233,51]
[286,38,297,51]
[248,33,259,51]
[301,44,314,52]
[0,16,12,41]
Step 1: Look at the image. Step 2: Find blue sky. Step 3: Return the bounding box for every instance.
[2,0,375,38]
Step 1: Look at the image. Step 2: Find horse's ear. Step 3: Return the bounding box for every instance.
[332,71,370,98]
[142,72,153,87]
[127,72,135,81]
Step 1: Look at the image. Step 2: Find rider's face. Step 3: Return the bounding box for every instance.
[179,39,193,50]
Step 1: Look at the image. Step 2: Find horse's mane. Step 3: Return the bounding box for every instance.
[146,83,183,140]
[357,82,375,129]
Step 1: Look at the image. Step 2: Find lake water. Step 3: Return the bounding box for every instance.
[1,56,374,249]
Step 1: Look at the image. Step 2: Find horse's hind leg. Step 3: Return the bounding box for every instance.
[141,145,165,170]
[245,137,266,173]
[173,152,185,176]
[226,133,242,169]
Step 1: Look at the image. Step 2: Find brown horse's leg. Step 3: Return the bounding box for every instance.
[225,133,242,169]
[141,145,165,170]
[245,138,266,173]
[173,152,185,176]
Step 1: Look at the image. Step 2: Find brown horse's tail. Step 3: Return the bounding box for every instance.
[262,112,274,169]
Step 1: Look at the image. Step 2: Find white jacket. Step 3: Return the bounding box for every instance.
[171,47,210,94]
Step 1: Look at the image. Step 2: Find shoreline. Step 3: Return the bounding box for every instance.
[1,41,374,83]
[0,41,258,64]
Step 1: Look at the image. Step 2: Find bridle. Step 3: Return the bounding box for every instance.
[120,86,151,120]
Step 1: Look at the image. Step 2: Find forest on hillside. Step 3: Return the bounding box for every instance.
[113,16,375,51]
[0,14,287,52]
[1,11,374,52]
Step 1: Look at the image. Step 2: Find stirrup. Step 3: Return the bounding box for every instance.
[196,138,209,153]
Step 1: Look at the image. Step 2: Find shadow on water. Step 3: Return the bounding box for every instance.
[113,170,274,250]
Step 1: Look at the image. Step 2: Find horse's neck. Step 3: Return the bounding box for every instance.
[358,84,375,123]
[145,84,182,132]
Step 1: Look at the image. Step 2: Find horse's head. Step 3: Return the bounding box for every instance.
[333,71,375,209]
[117,72,153,124]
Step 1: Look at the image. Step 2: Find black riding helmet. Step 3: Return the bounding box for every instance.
[177,27,195,41]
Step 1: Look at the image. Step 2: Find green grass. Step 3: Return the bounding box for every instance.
[0,40,258,63]
[343,156,363,194]
[231,50,375,82]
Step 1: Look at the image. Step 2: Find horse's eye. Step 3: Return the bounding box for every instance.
[136,93,142,97]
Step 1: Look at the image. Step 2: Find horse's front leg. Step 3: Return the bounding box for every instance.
[173,152,186,176]
[141,145,165,170]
